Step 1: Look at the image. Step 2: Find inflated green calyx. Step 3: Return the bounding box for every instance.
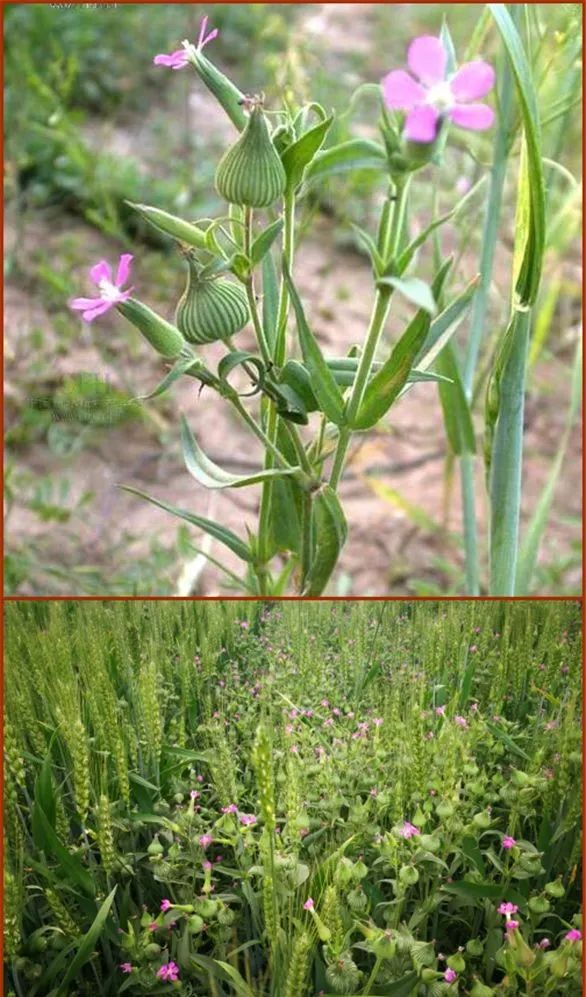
[175,252,249,345]
[215,99,286,208]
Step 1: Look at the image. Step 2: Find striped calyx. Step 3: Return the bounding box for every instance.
[215,101,286,208]
[175,254,249,345]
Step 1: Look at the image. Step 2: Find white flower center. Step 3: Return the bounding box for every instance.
[425,80,454,112]
[99,278,121,302]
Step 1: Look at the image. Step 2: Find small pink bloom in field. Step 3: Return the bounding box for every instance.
[435,705,446,717]
[321,698,330,707]
[373,717,384,727]
[239,813,257,826]
[454,715,468,728]
[470,644,477,653]
[148,921,158,932]
[120,963,133,973]
[444,968,457,983]
[199,834,213,849]
[154,16,218,69]
[538,938,551,949]
[221,803,238,814]
[303,897,315,910]
[190,790,200,800]
[470,703,479,713]
[290,744,299,754]
[505,919,519,932]
[400,821,420,839]
[157,961,180,982]
[382,35,495,142]
[502,836,516,850]
[70,255,133,322]
[160,899,172,912]
[565,929,582,942]
[323,718,334,728]
[203,860,213,872]
[498,903,519,916]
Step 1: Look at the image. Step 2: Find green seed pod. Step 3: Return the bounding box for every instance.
[117,298,185,359]
[447,953,466,973]
[325,954,362,994]
[347,887,368,912]
[188,914,205,934]
[436,801,454,819]
[466,938,484,957]
[419,834,441,852]
[528,895,551,914]
[399,865,419,886]
[175,254,249,345]
[469,980,494,996]
[148,837,164,857]
[144,942,162,960]
[472,811,492,829]
[215,101,286,208]
[545,878,565,899]
[196,898,219,919]
[217,903,235,926]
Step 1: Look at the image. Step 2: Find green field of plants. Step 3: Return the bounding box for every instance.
[3,599,582,995]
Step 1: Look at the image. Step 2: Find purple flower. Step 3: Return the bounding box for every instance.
[120,963,133,973]
[454,715,468,728]
[154,16,218,69]
[303,897,315,910]
[199,834,213,849]
[498,902,519,917]
[70,255,133,322]
[505,919,520,932]
[502,836,516,850]
[160,899,172,912]
[190,790,200,800]
[373,717,384,727]
[221,804,239,814]
[148,921,159,932]
[399,821,420,839]
[239,813,257,826]
[382,35,495,143]
[565,929,582,942]
[157,961,180,982]
[435,705,446,717]
[444,968,458,983]
[538,938,551,949]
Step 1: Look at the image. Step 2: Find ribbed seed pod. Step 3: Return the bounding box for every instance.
[284,931,312,997]
[215,103,286,208]
[325,954,362,994]
[175,256,249,345]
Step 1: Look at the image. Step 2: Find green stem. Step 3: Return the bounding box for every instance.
[460,453,480,594]
[364,955,383,994]
[300,491,313,591]
[329,178,409,492]
[228,395,294,471]
[244,206,272,366]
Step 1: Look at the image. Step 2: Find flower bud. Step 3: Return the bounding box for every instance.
[325,953,362,993]
[215,101,286,208]
[147,838,164,856]
[117,299,185,359]
[175,254,249,345]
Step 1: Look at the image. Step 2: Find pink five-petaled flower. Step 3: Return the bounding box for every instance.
[120,963,133,974]
[454,715,468,728]
[303,898,315,910]
[444,968,458,984]
[505,919,520,932]
[399,821,420,839]
[565,929,582,942]
[502,836,517,850]
[199,834,213,849]
[70,255,133,322]
[498,903,519,917]
[382,35,495,143]
[435,705,446,716]
[157,961,180,982]
[160,899,172,912]
[154,15,218,69]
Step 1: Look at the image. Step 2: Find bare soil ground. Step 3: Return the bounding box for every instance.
[4,4,582,595]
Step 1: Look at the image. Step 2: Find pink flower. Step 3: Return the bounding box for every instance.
[498,903,519,917]
[538,938,551,949]
[382,35,494,143]
[190,790,200,800]
[444,968,457,983]
[303,897,315,910]
[239,813,257,826]
[148,922,159,932]
[154,16,218,69]
[505,919,519,932]
[70,255,133,322]
[221,804,238,814]
[120,963,133,973]
[502,836,516,850]
[199,834,213,849]
[435,705,446,716]
[399,821,420,839]
[160,899,172,912]
[373,717,384,727]
[454,715,468,728]
[565,929,581,942]
[202,860,213,872]
[157,961,180,982]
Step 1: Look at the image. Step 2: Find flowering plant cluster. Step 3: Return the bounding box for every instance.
[65,10,551,597]
[4,599,581,995]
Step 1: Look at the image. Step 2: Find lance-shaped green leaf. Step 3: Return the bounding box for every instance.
[250,218,284,266]
[268,423,304,555]
[302,484,347,595]
[303,138,387,187]
[281,115,334,192]
[283,264,346,426]
[436,344,476,455]
[489,4,545,305]
[415,275,479,372]
[181,416,300,489]
[31,801,95,896]
[125,202,208,249]
[54,887,117,997]
[218,351,265,396]
[121,485,252,562]
[137,356,213,401]
[377,276,437,316]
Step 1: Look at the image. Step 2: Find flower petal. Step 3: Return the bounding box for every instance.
[382,69,426,111]
[407,35,447,86]
[70,296,101,310]
[450,61,495,101]
[202,27,218,48]
[89,260,112,285]
[153,50,188,69]
[116,253,133,288]
[82,300,114,322]
[198,15,208,47]
[449,102,494,131]
[404,104,439,143]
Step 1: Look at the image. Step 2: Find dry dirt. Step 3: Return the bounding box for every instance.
[4,4,582,596]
